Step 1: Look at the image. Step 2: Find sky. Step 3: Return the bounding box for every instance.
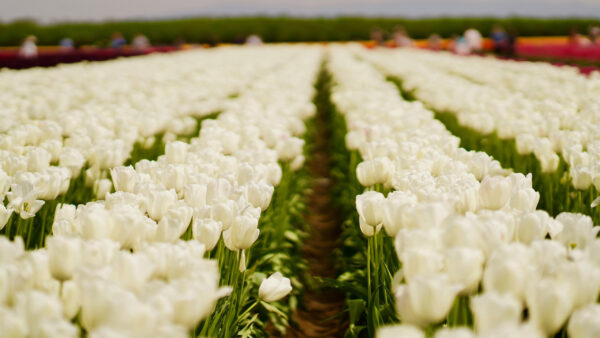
[1,0,600,23]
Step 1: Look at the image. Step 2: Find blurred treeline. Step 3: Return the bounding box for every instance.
[1,17,599,46]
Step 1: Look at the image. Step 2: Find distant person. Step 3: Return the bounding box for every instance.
[19,35,38,59]
[491,25,508,54]
[110,32,127,49]
[245,34,263,46]
[454,35,471,55]
[464,28,483,53]
[589,26,600,45]
[59,38,75,52]
[506,28,519,56]
[370,27,386,47]
[567,27,591,46]
[392,25,413,47]
[427,34,443,50]
[132,34,150,51]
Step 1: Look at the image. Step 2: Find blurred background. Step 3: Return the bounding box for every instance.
[1,0,599,69]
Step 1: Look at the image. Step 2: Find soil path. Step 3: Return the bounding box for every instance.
[285,68,347,338]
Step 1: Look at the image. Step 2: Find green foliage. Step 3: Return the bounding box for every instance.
[1,17,600,46]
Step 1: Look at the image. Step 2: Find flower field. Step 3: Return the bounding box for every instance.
[0,44,599,337]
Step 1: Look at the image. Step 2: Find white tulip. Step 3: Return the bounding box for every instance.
[356,157,394,187]
[444,247,484,294]
[258,272,292,302]
[515,210,550,244]
[356,191,385,228]
[222,215,260,251]
[554,212,599,250]
[479,176,511,210]
[192,218,222,251]
[0,306,28,338]
[184,184,208,209]
[47,235,82,281]
[395,274,461,327]
[244,182,274,211]
[470,291,522,333]
[60,280,81,320]
[567,303,600,338]
[7,181,45,219]
[401,248,444,282]
[526,278,575,335]
[377,324,425,338]
[382,192,417,236]
[483,244,532,301]
[144,189,178,221]
[478,323,544,338]
[110,166,138,193]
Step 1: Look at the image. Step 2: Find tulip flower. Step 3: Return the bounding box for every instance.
[258,272,292,302]
[567,303,600,338]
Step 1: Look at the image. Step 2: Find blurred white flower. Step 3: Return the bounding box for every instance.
[258,272,292,302]
[470,291,522,334]
[567,303,600,338]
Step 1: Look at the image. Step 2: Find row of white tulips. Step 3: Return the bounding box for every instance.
[360,48,600,190]
[0,46,301,225]
[329,45,600,337]
[0,46,322,337]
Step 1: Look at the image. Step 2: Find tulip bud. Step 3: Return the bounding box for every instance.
[538,152,559,173]
[515,211,550,244]
[290,155,305,171]
[444,247,484,294]
[571,165,593,190]
[356,191,385,227]
[554,212,599,250]
[515,134,535,155]
[567,303,600,338]
[244,182,274,211]
[526,278,574,335]
[165,141,188,164]
[479,176,511,210]
[210,200,237,230]
[483,244,532,301]
[470,292,522,333]
[258,272,292,302]
[401,248,444,282]
[60,280,81,320]
[155,204,193,243]
[509,187,539,212]
[478,323,544,338]
[277,137,304,161]
[94,179,112,200]
[110,166,137,193]
[47,235,82,281]
[27,147,52,172]
[222,215,259,251]
[356,157,394,187]
[382,193,417,237]
[359,215,382,237]
[395,274,461,327]
[192,218,222,251]
[265,163,282,186]
[144,189,178,221]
